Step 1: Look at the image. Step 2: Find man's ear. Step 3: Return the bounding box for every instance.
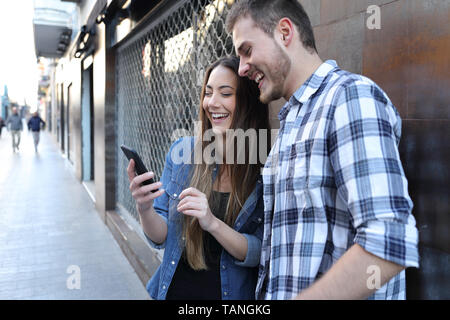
[276,18,295,46]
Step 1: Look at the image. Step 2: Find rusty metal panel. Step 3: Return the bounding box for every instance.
[363,0,450,119]
[320,0,394,25]
[362,0,409,117]
[314,12,366,74]
[407,0,450,120]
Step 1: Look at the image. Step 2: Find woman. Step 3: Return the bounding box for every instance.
[127,56,270,300]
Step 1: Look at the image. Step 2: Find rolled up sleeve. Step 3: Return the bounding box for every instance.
[234,233,262,268]
[354,218,419,268]
[329,81,419,268]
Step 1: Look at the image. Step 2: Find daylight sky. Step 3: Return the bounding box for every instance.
[0,1,39,107]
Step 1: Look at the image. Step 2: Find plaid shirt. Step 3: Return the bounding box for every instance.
[257,60,419,300]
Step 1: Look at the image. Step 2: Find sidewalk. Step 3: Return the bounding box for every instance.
[0,128,150,299]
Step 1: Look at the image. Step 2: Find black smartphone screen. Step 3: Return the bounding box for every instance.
[120,145,157,189]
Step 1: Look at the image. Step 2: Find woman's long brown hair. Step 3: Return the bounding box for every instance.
[183,56,270,270]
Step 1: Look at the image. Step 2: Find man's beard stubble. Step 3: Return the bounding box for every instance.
[259,42,291,104]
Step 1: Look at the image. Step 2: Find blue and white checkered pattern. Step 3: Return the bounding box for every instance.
[256,60,419,300]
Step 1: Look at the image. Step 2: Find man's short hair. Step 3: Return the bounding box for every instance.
[226,0,317,53]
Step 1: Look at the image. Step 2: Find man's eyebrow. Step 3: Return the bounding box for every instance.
[236,41,249,55]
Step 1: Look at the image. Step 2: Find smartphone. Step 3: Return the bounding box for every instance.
[120,144,157,189]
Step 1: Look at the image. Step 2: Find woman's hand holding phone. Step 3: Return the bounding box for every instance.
[127,159,165,214]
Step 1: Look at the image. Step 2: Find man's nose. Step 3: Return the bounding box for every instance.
[238,59,250,77]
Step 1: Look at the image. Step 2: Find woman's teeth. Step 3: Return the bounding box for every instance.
[212,113,229,120]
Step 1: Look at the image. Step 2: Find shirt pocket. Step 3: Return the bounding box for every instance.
[288,139,310,191]
[165,179,183,222]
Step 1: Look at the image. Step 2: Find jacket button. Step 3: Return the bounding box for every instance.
[163,285,166,290]
[258,218,262,223]
[173,193,177,198]
[222,265,226,270]
[223,291,228,296]
[171,261,175,265]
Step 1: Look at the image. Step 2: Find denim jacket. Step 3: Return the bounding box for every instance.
[145,137,264,300]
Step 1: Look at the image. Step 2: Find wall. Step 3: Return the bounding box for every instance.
[92,20,117,217]
[50,0,99,181]
[48,0,114,215]
[299,0,449,299]
[69,58,82,179]
[53,55,82,179]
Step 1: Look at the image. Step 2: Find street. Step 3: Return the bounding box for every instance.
[0,127,150,299]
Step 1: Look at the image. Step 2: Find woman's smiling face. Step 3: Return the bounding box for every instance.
[202,65,238,134]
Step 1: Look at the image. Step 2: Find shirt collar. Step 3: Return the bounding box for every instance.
[278,60,339,121]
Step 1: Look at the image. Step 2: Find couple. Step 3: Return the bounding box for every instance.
[127,0,419,300]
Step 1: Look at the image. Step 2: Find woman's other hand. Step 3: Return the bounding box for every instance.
[177,187,219,233]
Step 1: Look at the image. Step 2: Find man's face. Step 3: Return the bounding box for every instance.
[233,16,291,104]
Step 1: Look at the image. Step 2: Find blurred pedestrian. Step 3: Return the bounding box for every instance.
[27,111,46,152]
[5,107,23,152]
[0,116,5,138]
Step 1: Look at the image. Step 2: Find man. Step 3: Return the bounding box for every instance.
[6,107,23,152]
[27,111,46,152]
[226,0,419,300]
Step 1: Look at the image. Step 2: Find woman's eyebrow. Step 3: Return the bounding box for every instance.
[206,85,235,90]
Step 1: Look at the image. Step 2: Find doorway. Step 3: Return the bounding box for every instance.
[81,61,95,200]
